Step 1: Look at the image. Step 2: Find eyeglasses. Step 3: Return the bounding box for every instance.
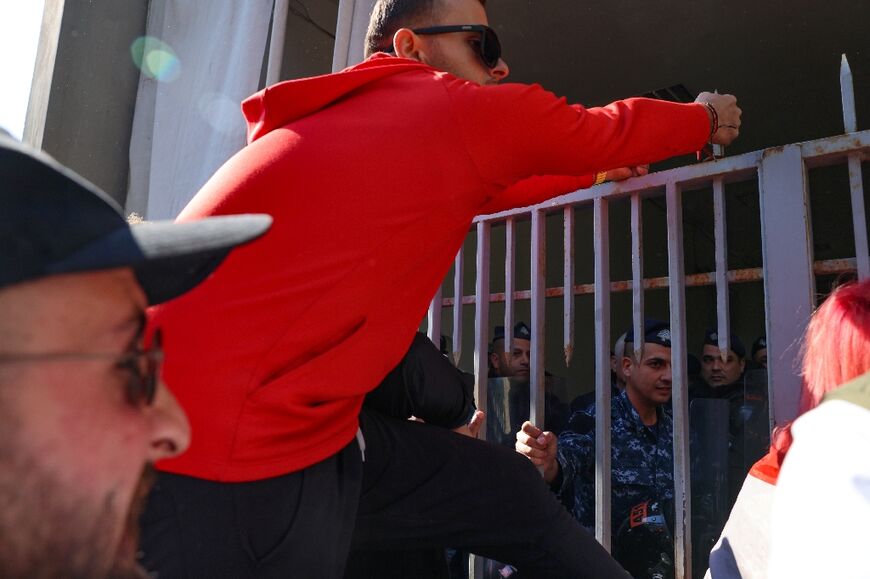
[386,24,502,69]
[0,328,163,407]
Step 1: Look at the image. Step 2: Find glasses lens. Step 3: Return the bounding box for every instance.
[144,329,161,405]
[124,329,161,406]
[482,27,501,68]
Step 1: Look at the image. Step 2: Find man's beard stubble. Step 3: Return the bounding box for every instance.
[106,465,156,579]
[0,417,156,579]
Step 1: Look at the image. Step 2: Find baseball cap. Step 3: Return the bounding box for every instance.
[625,319,672,349]
[703,328,746,359]
[493,322,532,342]
[751,335,767,358]
[0,132,271,304]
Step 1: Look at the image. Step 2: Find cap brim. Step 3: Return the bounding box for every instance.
[48,214,272,304]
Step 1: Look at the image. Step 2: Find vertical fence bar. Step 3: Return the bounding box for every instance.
[760,146,815,425]
[564,207,575,366]
[593,197,613,550]
[471,221,490,579]
[666,181,692,579]
[841,54,858,134]
[505,218,517,353]
[474,221,491,436]
[841,55,870,280]
[427,286,443,346]
[631,194,645,360]
[530,210,546,427]
[847,156,869,280]
[452,249,465,365]
[713,178,731,356]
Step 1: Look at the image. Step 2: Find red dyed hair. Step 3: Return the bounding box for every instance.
[773,278,870,457]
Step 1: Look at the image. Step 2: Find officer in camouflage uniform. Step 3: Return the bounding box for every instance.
[517,320,676,578]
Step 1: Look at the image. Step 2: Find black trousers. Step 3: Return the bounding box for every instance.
[140,410,628,579]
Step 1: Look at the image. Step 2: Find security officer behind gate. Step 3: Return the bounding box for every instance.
[692,329,769,507]
[516,320,676,579]
[487,322,568,447]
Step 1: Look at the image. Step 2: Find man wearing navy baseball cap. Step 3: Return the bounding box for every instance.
[517,319,677,577]
[699,329,747,391]
[0,132,270,578]
[694,328,769,508]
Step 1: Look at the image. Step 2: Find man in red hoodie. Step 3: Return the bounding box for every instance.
[140,0,741,577]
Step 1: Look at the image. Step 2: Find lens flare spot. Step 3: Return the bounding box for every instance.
[130,36,181,82]
[197,92,243,136]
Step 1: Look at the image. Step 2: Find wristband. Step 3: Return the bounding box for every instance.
[593,171,607,186]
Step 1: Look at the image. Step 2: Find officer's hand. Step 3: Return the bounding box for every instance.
[695,92,741,145]
[516,421,559,483]
[453,410,485,438]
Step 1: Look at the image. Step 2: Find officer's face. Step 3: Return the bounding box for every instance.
[489,337,530,379]
[753,348,768,369]
[623,343,672,408]
[700,345,745,387]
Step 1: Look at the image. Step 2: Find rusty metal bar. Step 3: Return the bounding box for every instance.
[713,178,731,359]
[427,286,442,347]
[801,130,870,167]
[453,249,464,365]
[847,156,870,280]
[442,259,857,306]
[841,55,870,280]
[759,145,815,425]
[593,197,612,550]
[564,207,575,366]
[666,181,692,579]
[530,210,546,427]
[473,222,491,440]
[505,217,517,353]
[631,194,644,361]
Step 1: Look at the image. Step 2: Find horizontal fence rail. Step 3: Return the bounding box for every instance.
[439,258,860,306]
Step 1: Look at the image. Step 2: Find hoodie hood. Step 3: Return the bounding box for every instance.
[242,54,432,143]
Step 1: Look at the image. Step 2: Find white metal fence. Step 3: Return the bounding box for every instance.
[425,56,869,579]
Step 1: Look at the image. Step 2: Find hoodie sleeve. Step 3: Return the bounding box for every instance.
[477,173,594,215]
[443,80,709,191]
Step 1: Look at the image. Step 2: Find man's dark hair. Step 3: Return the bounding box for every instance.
[364,0,486,58]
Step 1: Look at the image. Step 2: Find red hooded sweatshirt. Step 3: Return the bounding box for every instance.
[152,54,709,482]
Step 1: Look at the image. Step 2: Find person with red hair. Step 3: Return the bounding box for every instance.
[706,278,870,579]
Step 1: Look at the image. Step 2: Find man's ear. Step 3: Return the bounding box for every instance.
[393,28,422,61]
[489,352,500,370]
[622,356,633,379]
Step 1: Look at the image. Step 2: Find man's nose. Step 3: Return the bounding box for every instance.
[145,381,192,463]
[490,58,509,80]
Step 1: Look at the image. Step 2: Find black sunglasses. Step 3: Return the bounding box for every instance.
[0,327,163,407]
[387,24,502,69]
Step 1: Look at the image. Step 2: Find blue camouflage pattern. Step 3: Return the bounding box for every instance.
[555,390,674,533]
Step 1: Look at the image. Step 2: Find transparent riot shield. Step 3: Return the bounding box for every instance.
[484,375,570,448]
[735,368,771,474]
[689,398,730,578]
